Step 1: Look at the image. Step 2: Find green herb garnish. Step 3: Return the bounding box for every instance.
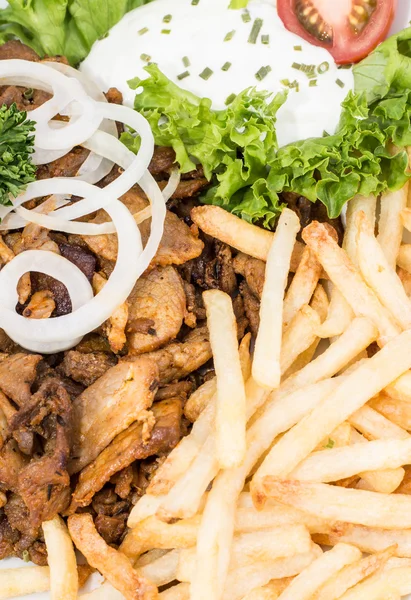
[199,67,214,80]
[224,30,236,42]
[0,103,36,206]
[140,53,151,62]
[261,34,269,45]
[324,439,335,449]
[192,0,200,4]
[183,56,190,67]
[161,29,171,35]
[163,14,172,23]
[309,79,317,87]
[336,78,345,88]
[248,18,263,44]
[225,93,237,105]
[294,45,302,51]
[222,62,232,71]
[138,27,149,36]
[255,65,272,81]
[242,10,251,23]
[318,61,330,74]
[177,71,190,80]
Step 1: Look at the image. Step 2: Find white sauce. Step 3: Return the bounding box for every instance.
[81,0,354,147]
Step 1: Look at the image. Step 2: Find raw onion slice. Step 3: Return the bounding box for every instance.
[163,169,181,201]
[0,249,94,352]
[15,206,116,235]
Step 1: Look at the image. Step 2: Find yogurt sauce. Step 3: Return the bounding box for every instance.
[81,0,353,148]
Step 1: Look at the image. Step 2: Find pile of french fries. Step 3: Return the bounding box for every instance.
[7,183,411,599]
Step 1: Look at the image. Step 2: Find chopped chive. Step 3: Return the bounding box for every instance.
[261,34,269,45]
[225,93,236,105]
[177,71,190,80]
[161,29,171,34]
[292,62,301,70]
[224,30,236,41]
[138,27,149,35]
[163,14,172,23]
[140,53,151,62]
[255,65,271,81]
[317,61,330,74]
[280,78,290,86]
[289,80,300,92]
[183,56,190,67]
[242,9,251,23]
[336,78,345,88]
[23,88,34,100]
[324,438,335,449]
[192,0,200,4]
[248,18,263,44]
[222,61,232,71]
[294,45,302,51]
[199,67,214,80]
[309,79,317,87]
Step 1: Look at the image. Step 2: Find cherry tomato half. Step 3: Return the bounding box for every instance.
[277,0,397,64]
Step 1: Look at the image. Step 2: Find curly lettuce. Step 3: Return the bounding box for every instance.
[123,64,287,226]
[0,0,153,65]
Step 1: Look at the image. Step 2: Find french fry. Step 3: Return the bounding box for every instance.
[348,404,410,440]
[223,547,323,600]
[280,305,320,375]
[290,437,411,483]
[135,549,170,568]
[79,582,125,600]
[397,244,411,274]
[276,543,362,600]
[302,221,400,345]
[68,513,157,600]
[316,421,352,450]
[317,195,376,338]
[310,283,329,322]
[253,208,300,389]
[337,559,411,600]
[121,515,201,560]
[356,211,411,329]
[204,289,246,469]
[283,246,322,328]
[0,566,50,599]
[184,525,312,582]
[42,516,78,600]
[159,583,190,599]
[146,398,215,498]
[402,208,411,235]
[370,393,411,430]
[127,493,166,528]
[253,329,411,491]
[312,547,397,600]
[137,549,179,587]
[261,478,411,529]
[184,378,216,423]
[239,332,253,382]
[242,580,292,600]
[378,185,408,269]
[315,523,411,557]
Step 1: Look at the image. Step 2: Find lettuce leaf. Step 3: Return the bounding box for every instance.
[123,64,287,225]
[0,0,153,65]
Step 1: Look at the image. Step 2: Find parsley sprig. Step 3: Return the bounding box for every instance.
[0,103,36,206]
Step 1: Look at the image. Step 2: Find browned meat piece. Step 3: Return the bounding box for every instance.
[155,381,192,401]
[149,147,176,175]
[127,266,186,355]
[70,358,159,474]
[112,465,134,499]
[94,513,127,546]
[282,192,344,245]
[92,488,128,517]
[130,326,212,384]
[58,351,117,387]
[181,238,236,293]
[36,147,90,180]
[240,282,260,337]
[159,178,209,199]
[233,253,265,299]
[135,457,164,497]
[146,211,204,269]
[0,441,28,493]
[12,379,73,527]
[0,511,19,560]
[75,334,113,354]
[31,242,96,316]
[0,353,42,407]
[213,243,237,294]
[70,397,182,510]
[0,40,39,61]
[105,87,123,105]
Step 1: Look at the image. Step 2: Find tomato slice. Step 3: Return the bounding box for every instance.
[277,0,397,64]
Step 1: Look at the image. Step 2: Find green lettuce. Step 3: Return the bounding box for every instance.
[126,26,411,223]
[0,0,153,65]
[123,64,287,225]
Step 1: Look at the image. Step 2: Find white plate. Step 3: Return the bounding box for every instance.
[1,1,411,598]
